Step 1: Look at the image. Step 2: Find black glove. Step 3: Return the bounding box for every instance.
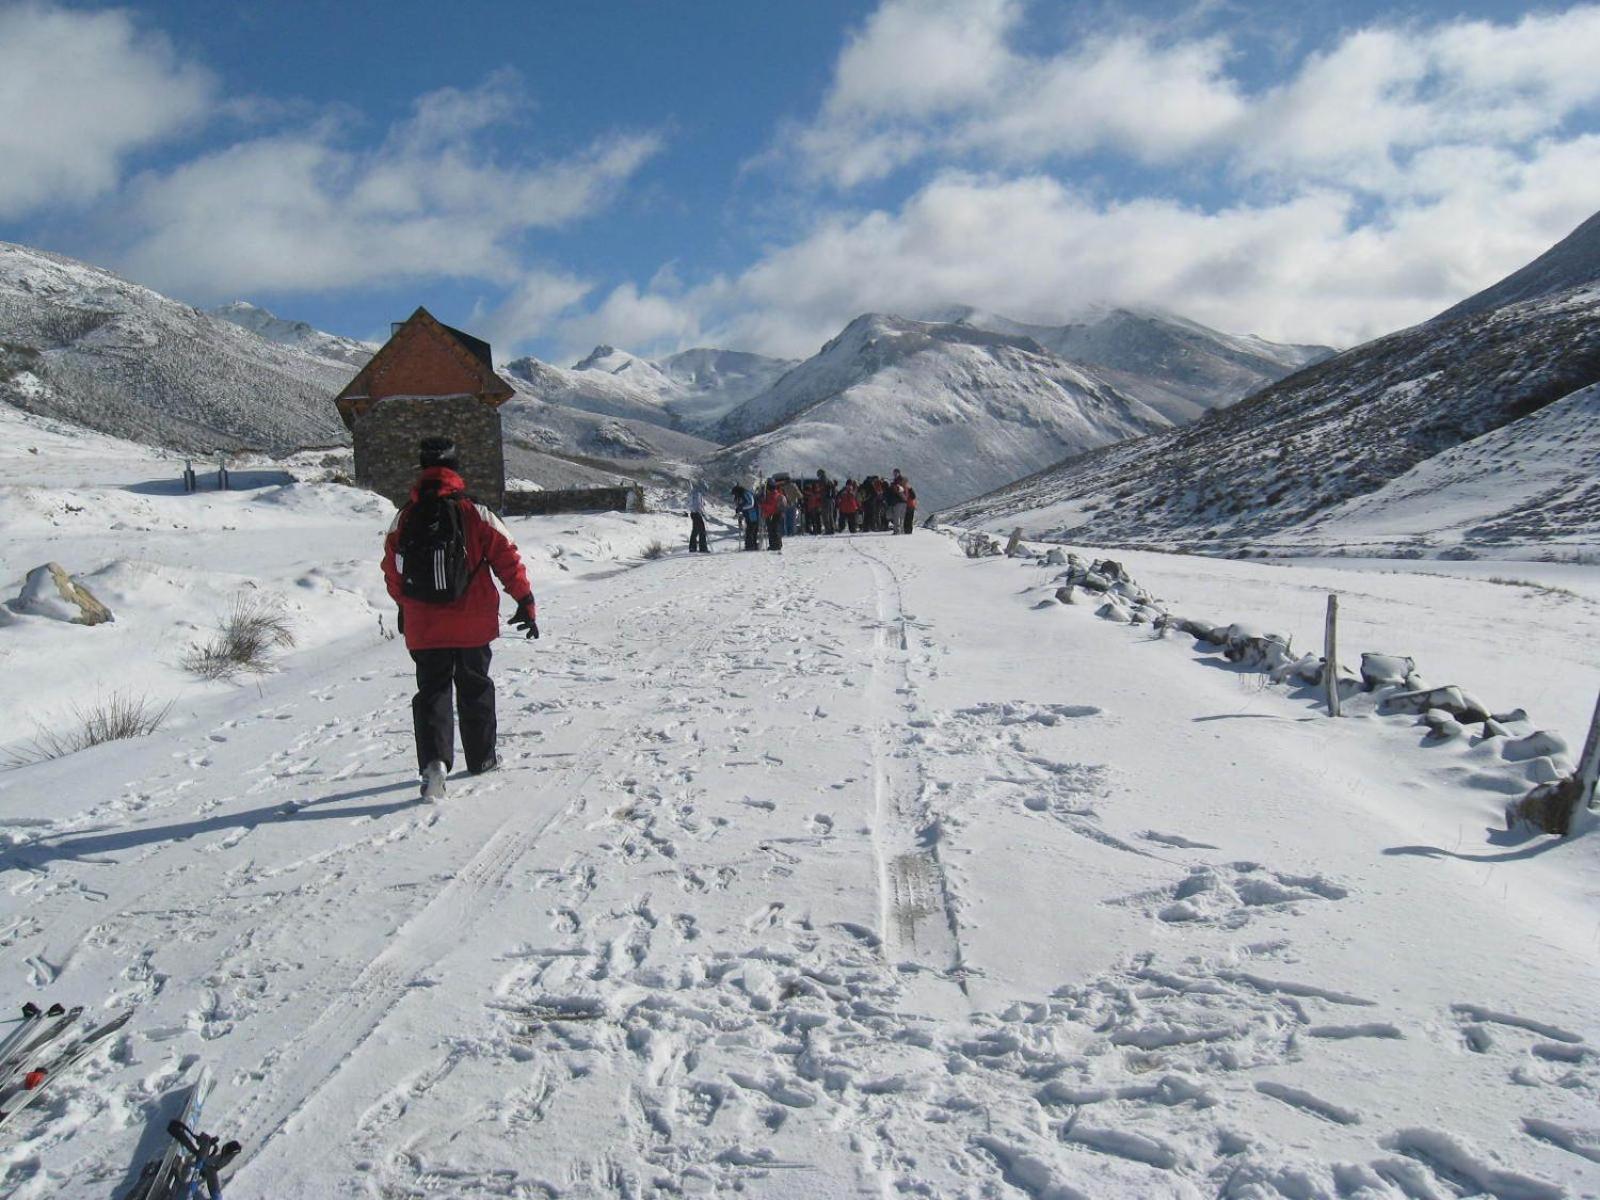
[396,606,405,635]
[511,597,539,639]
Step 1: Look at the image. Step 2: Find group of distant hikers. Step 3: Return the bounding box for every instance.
[383,438,922,798]
[705,469,919,552]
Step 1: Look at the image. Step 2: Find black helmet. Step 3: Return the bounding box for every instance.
[419,436,458,470]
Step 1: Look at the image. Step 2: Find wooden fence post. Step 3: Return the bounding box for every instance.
[1324,594,1341,717]
[1577,689,1600,812]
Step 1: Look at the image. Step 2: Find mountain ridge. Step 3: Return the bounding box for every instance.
[708,312,1171,509]
[939,211,1600,556]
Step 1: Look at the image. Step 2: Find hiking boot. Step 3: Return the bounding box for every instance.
[421,760,448,801]
[470,755,500,776]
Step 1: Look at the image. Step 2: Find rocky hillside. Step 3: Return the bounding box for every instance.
[927,305,1332,424]
[0,243,354,454]
[940,214,1600,556]
[210,301,376,369]
[708,314,1168,508]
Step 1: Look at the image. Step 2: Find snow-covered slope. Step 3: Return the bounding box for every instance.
[943,214,1600,555]
[2,429,1597,1198]
[1278,382,1600,556]
[652,347,798,429]
[0,243,357,454]
[710,314,1168,508]
[498,374,721,490]
[504,345,796,438]
[927,304,1333,423]
[209,301,376,369]
[502,354,677,431]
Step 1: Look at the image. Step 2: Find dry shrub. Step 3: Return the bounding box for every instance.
[8,692,173,766]
[184,593,295,680]
[642,540,668,560]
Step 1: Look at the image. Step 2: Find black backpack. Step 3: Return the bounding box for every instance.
[398,491,477,603]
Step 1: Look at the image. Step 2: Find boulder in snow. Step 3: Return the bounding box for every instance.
[1381,685,1490,724]
[1421,709,1465,742]
[1096,599,1131,623]
[1361,653,1416,689]
[12,563,114,625]
[1499,729,1571,766]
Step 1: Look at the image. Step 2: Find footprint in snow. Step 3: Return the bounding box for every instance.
[1114,862,1349,927]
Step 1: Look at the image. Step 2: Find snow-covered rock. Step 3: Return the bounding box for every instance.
[12,562,113,624]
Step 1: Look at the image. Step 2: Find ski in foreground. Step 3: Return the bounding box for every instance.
[124,1065,239,1199]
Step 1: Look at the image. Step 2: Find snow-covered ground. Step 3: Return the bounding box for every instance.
[2,442,1598,1198]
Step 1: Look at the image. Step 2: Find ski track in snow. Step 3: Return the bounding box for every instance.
[0,530,1596,1198]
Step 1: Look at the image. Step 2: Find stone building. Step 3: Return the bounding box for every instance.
[334,307,515,509]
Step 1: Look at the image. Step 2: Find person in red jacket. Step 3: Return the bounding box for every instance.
[758,479,784,551]
[382,438,537,800]
[837,479,861,532]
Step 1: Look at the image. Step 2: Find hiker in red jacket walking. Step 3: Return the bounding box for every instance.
[382,437,538,800]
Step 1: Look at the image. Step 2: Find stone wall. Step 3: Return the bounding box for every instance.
[504,486,644,517]
[354,395,505,510]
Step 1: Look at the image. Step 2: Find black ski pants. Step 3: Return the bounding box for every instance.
[744,517,760,550]
[689,512,708,552]
[766,515,784,550]
[410,645,496,773]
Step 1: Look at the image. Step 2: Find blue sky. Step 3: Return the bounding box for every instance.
[2,0,1598,362]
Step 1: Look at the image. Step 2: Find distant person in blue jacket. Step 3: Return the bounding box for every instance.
[731,483,760,550]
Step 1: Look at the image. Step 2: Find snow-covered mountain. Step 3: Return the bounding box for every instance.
[0,241,713,488]
[709,314,1168,508]
[940,214,1600,556]
[1434,210,1600,322]
[209,300,376,368]
[504,345,796,437]
[498,374,721,491]
[0,243,355,453]
[652,347,799,429]
[925,304,1333,424]
[502,353,677,431]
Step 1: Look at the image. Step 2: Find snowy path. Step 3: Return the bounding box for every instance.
[2,530,1597,1198]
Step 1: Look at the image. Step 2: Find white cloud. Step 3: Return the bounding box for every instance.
[782,1,1600,191]
[112,74,662,300]
[0,3,215,218]
[560,2,1600,359]
[579,130,1600,361]
[548,281,710,362]
[826,0,1018,118]
[478,269,594,354]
